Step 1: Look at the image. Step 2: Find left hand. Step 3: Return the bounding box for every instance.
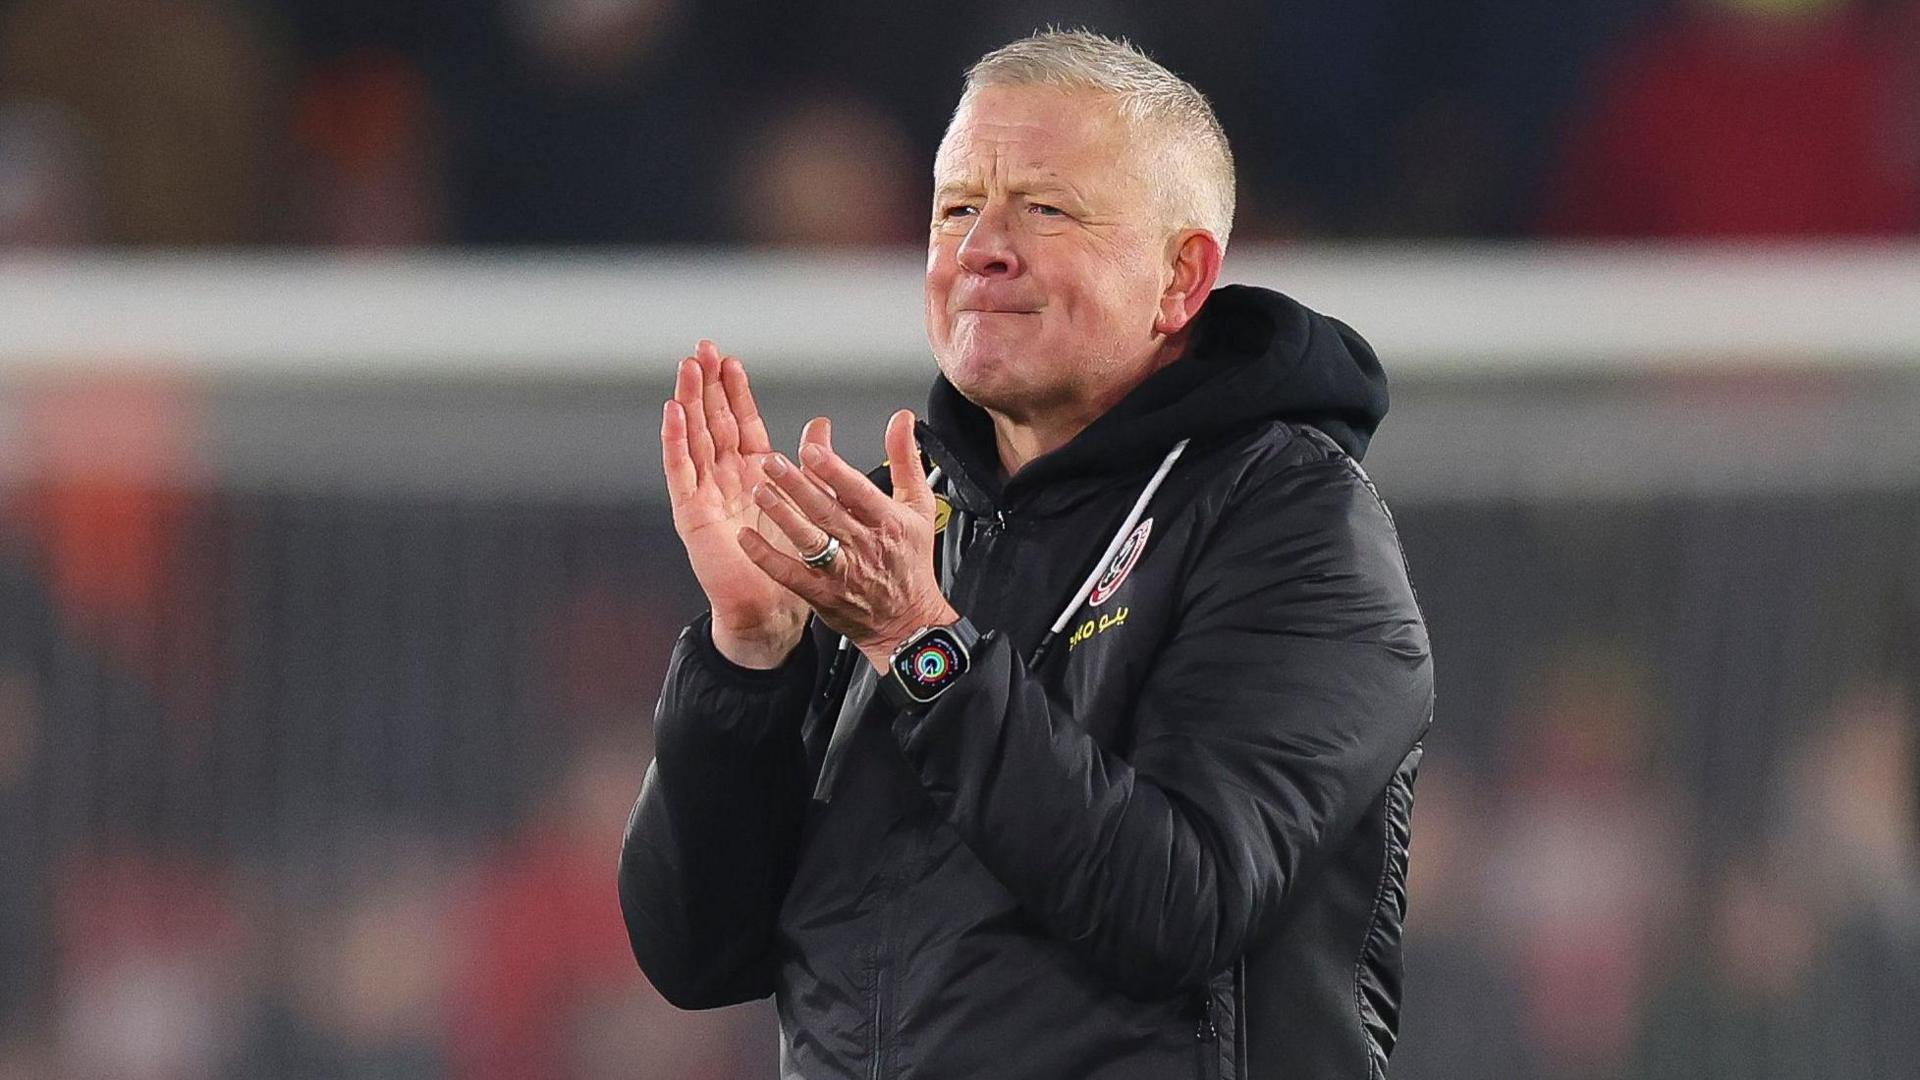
[737,409,960,672]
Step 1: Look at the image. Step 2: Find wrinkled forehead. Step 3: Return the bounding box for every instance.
[932,85,1147,196]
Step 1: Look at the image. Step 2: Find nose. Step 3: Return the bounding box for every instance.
[953,205,1021,278]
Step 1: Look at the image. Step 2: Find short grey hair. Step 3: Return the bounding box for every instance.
[959,29,1236,249]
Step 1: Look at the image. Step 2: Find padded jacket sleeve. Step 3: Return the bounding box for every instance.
[618,613,818,1009]
[890,454,1434,1001]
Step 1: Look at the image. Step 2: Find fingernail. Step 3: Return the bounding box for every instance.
[766,453,789,476]
[800,443,824,466]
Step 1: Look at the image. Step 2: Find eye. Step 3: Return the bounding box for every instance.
[1029,203,1066,217]
[939,204,978,220]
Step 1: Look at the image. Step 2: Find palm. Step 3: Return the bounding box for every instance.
[674,446,787,621]
[663,344,808,640]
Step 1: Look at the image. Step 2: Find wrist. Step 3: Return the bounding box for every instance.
[861,601,963,672]
[711,613,807,670]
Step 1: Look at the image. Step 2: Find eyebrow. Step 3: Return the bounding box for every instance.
[933,178,1085,203]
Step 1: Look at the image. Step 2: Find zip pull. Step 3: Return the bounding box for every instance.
[1195,995,1218,1043]
[1194,994,1221,1080]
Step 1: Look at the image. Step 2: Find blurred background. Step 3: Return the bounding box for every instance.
[1,0,1918,1077]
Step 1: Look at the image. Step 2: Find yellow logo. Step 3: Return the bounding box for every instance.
[1067,606,1130,650]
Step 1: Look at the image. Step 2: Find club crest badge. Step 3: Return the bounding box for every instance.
[1088,518,1152,607]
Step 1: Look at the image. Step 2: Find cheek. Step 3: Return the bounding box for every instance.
[1036,264,1111,335]
[1076,251,1160,335]
[924,248,954,339]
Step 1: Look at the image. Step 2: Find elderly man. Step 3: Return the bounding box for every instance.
[620,29,1433,1080]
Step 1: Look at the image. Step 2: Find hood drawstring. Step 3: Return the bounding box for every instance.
[1027,439,1187,668]
[813,447,1187,803]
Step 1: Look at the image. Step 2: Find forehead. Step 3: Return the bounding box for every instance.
[933,85,1140,190]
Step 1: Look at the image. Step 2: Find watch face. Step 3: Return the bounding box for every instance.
[892,628,969,703]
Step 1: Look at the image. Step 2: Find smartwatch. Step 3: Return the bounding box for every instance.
[880,618,982,711]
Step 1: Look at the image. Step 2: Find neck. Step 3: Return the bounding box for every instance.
[987,328,1191,477]
[989,413,1084,477]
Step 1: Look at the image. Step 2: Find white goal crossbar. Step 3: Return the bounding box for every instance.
[2,245,1918,377]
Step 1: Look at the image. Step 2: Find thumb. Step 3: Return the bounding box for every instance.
[885,410,933,514]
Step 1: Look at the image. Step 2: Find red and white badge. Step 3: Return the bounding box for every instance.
[1088,518,1152,607]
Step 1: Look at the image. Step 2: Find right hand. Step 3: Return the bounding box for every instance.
[661,340,825,668]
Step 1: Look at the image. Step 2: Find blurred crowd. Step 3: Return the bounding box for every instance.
[1397,663,1920,1079]
[1,0,1919,247]
[0,379,779,1077]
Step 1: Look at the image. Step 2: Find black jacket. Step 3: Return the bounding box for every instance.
[620,285,1435,1079]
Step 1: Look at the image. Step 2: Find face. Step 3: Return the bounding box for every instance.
[926,86,1178,424]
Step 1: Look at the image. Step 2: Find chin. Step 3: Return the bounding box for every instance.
[934,346,1002,402]
[938,350,1057,421]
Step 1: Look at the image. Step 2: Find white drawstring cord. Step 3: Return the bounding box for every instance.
[1028,438,1188,665]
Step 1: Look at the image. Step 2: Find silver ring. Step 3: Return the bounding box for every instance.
[799,534,841,569]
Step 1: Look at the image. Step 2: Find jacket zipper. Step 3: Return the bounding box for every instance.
[1195,995,1220,1080]
[855,507,984,1079]
[1233,960,1248,1080]
[869,962,888,1080]
[869,826,917,1080]
[954,510,1008,617]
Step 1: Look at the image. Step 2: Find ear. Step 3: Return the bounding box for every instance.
[1153,229,1225,336]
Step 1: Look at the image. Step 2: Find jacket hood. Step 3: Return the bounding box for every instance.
[921,284,1389,510]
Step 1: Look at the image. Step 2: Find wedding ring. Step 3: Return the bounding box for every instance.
[799,534,841,569]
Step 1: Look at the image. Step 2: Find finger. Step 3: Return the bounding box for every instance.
[794,418,838,507]
[675,356,717,475]
[752,481,833,557]
[799,415,832,462]
[798,435,894,525]
[697,341,740,457]
[885,410,934,516]
[766,452,864,534]
[738,525,824,606]
[722,357,773,456]
[661,400,698,504]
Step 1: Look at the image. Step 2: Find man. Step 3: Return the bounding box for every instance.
[621,29,1433,1080]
